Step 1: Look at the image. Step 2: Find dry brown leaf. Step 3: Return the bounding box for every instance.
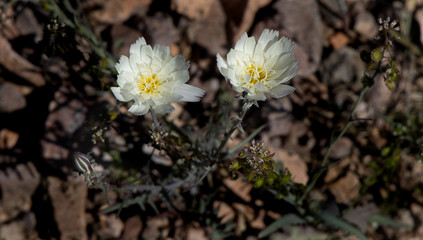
[0,162,40,223]
[253,0,324,77]
[328,172,360,203]
[171,0,214,20]
[0,6,19,39]
[122,215,143,240]
[47,176,88,240]
[272,149,309,185]
[330,32,350,50]
[98,213,124,239]
[213,200,235,224]
[354,11,378,40]
[0,128,19,150]
[90,0,152,24]
[232,0,272,44]
[0,34,45,86]
[223,178,252,202]
[142,215,170,239]
[186,0,227,55]
[0,82,26,113]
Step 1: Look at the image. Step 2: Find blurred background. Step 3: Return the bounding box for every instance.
[0,0,422,239]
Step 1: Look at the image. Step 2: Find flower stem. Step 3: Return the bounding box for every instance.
[150,109,161,130]
[299,86,369,204]
[215,99,254,157]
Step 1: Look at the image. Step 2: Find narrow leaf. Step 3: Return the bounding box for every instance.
[368,214,412,228]
[258,213,305,238]
[228,124,266,155]
[319,212,367,240]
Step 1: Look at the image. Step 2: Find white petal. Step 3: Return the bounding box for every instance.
[248,91,266,101]
[174,84,205,102]
[226,50,239,66]
[269,85,295,98]
[153,44,170,60]
[156,92,182,105]
[153,104,174,115]
[128,103,150,116]
[216,54,228,73]
[264,53,291,75]
[169,70,189,83]
[279,37,296,53]
[163,56,189,76]
[280,62,299,83]
[116,56,132,74]
[117,71,136,86]
[172,55,190,71]
[234,33,249,51]
[129,38,146,62]
[111,87,133,102]
[265,41,283,57]
[252,53,265,66]
[244,36,256,56]
[257,29,278,52]
[140,45,153,65]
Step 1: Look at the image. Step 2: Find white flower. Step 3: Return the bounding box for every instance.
[216,29,299,101]
[111,37,204,116]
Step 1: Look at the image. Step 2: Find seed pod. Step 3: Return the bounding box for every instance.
[73,152,93,174]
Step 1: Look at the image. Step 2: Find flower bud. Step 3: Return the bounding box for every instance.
[73,152,93,174]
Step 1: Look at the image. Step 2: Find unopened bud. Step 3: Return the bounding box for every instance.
[73,152,93,174]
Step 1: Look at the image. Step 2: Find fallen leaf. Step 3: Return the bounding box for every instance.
[0,34,45,86]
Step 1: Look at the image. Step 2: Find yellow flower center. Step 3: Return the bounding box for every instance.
[138,74,160,94]
[246,65,267,85]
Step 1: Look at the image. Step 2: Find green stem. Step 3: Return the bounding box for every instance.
[299,86,369,203]
[214,99,254,157]
[150,109,160,130]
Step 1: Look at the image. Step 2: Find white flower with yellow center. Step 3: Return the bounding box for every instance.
[217,29,299,101]
[111,37,204,116]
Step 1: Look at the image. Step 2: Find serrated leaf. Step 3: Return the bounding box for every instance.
[319,212,367,240]
[258,214,306,238]
[148,196,159,214]
[136,194,147,211]
[100,195,143,214]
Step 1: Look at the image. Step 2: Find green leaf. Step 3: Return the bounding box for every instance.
[368,214,412,228]
[319,212,367,240]
[258,214,305,239]
[148,196,159,214]
[228,124,266,155]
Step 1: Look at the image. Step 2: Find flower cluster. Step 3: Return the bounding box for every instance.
[376,17,400,47]
[361,17,400,90]
[217,29,298,101]
[230,140,280,188]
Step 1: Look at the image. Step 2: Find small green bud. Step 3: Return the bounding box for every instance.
[280,174,291,184]
[230,160,241,170]
[268,171,278,180]
[254,178,264,188]
[247,171,255,182]
[275,192,284,199]
[381,147,391,157]
[266,175,275,185]
[371,48,383,62]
